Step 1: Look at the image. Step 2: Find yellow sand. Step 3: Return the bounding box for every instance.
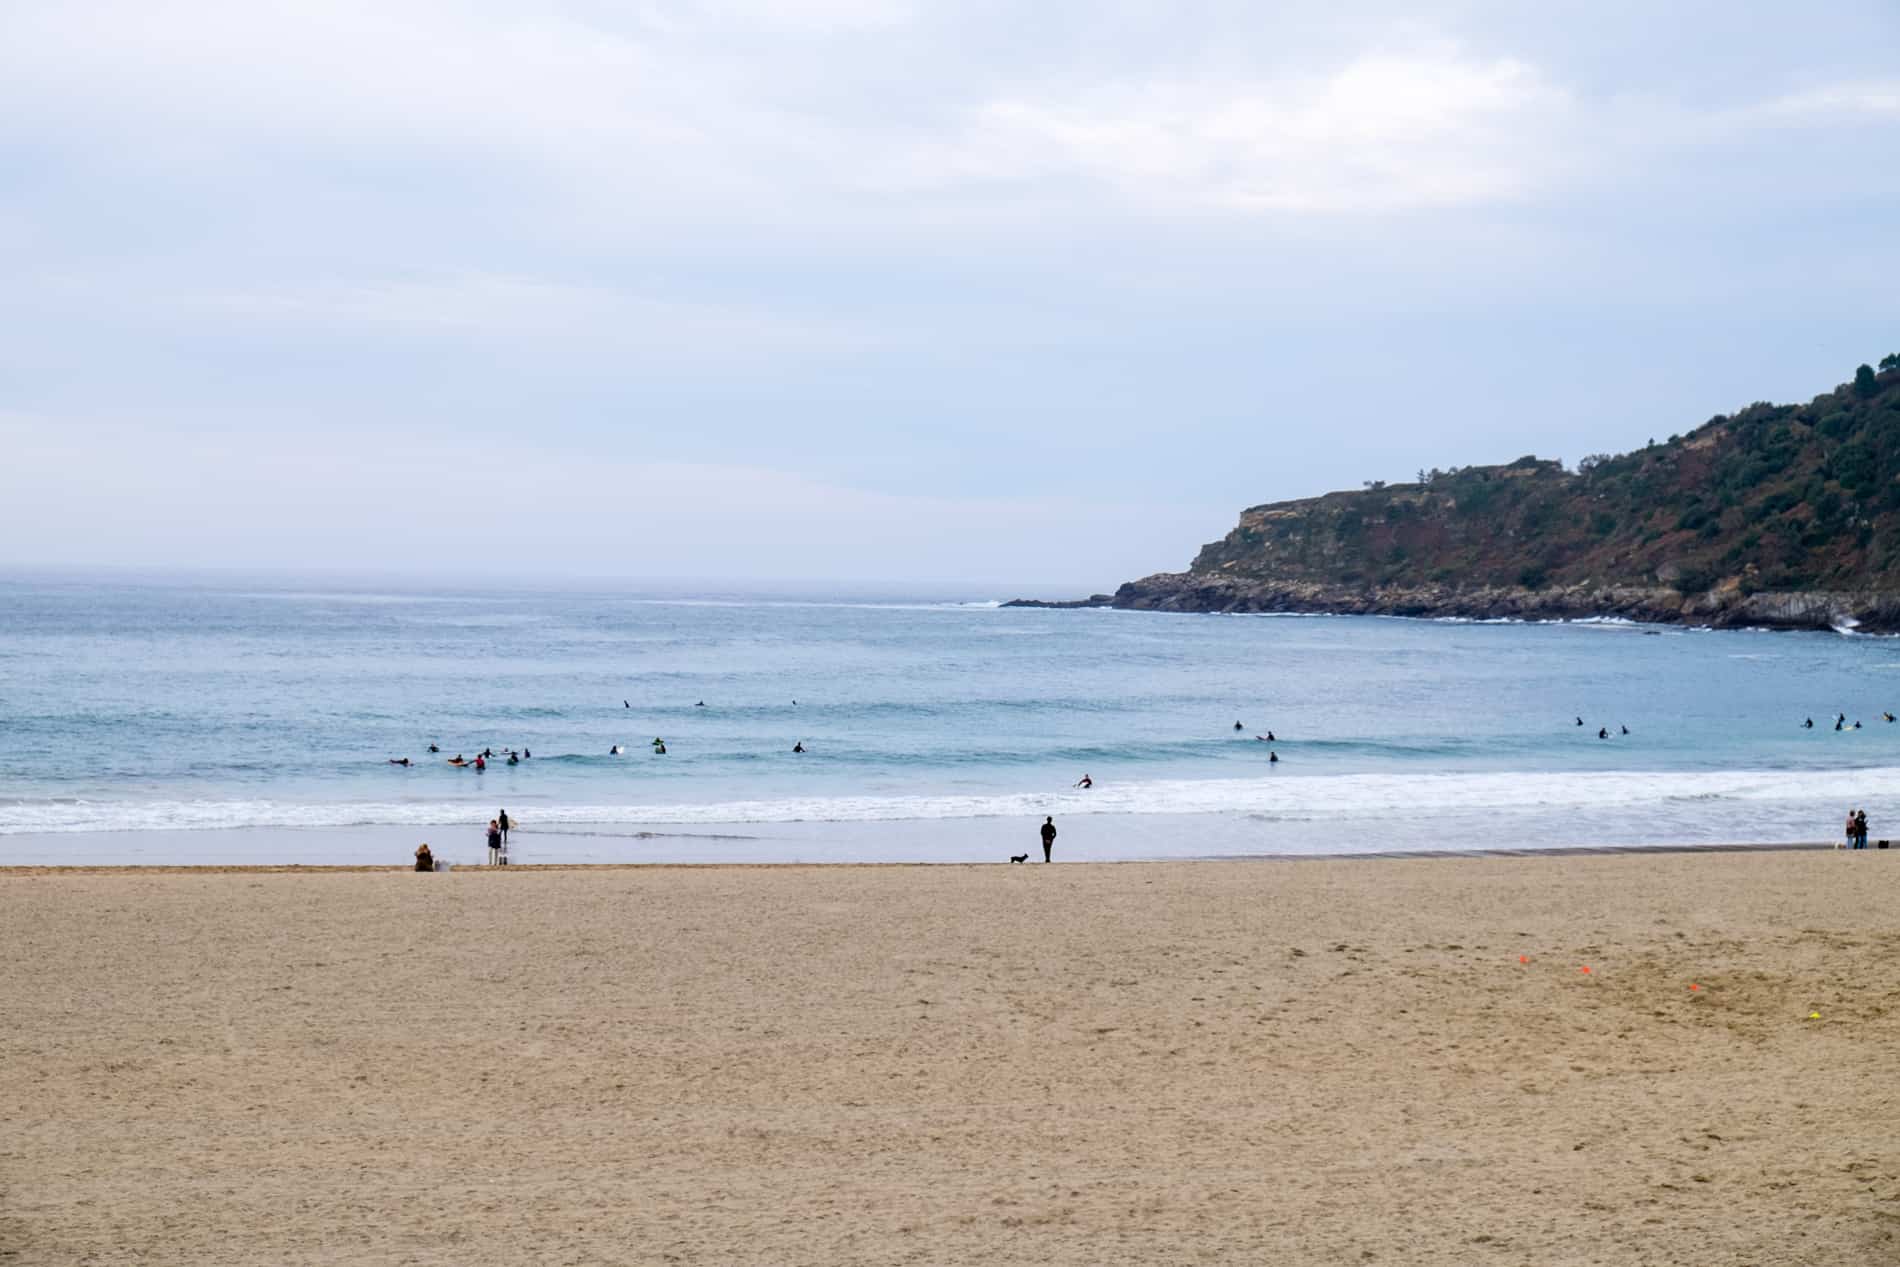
[3,852,1897,1265]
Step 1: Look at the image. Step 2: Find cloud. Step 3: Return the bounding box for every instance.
[916,51,1566,213]
[1750,81,1900,120]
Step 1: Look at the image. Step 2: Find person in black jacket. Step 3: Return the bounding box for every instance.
[1039,816,1057,863]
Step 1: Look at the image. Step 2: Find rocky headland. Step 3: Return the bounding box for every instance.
[1012,359,1900,631]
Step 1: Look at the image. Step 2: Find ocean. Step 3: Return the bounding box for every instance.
[2,575,1895,864]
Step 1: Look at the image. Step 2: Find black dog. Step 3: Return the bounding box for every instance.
[1009,853,1028,864]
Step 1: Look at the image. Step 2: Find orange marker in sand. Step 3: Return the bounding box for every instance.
[1519,956,1529,964]
[1580,965,1592,974]
[1689,983,1699,991]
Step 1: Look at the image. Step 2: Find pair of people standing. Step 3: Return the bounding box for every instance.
[488,809,512,864]
[1844,808,1870,849]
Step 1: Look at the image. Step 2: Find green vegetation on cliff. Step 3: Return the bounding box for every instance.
[1188,361,1900,599]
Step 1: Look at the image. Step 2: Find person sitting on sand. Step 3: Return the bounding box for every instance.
[414,843,434,872]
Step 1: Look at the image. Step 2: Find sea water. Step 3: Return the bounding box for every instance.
[2,575,1895,864]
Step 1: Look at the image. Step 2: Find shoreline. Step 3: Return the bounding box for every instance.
[0,837,1849,873]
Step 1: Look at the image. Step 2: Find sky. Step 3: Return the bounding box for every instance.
[2,1,1897,591]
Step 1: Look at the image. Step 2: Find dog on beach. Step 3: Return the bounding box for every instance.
[1009,853,1028,864]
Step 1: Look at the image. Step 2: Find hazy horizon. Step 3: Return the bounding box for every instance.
[4,1,1895,585]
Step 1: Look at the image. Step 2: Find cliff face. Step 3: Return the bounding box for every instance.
[1083,364,1900,629]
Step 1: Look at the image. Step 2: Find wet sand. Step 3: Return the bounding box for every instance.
[3,852,1897,1265]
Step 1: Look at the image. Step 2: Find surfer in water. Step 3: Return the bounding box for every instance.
[1269,750,1279,764]
[1599,727,1608,739]
[474,755,485,771]
[1234,721,1244,731]
[388,757,411,766]
[1075,773,1092,789]
[428,743,440,753]
[654,741,667,755]
[1620,725,1629,735]
[1804,718,1814,729]
[1575,716,1583,726]
[792,741,804,753]
[610,745,623,755]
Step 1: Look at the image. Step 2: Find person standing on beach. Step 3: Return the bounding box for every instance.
[1040,816,1057,863]
[487,819,503,866]
[498,809,510,845]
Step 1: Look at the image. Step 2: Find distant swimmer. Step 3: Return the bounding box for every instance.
[1234,721,1244,731]
[1269,751,1279,764]
[792,741,805,753]
[624,700,630,708]
[1575,716,1584,726]
[1620,725,1629,735]
[1853,720,1863,730]
[1836,718,1845,731]
[521,749,531,759]
[448,754,467,766]
[474,755,486,771]
[1599,727,1608,739]
[1075,773,1092,789]
[1886,713,1896,723]
[1804,718,1814,729]
[655,742,667,754]
[506,754,518,766]
[696,701,705,707]
[388,757,411,766]
[428,743,440,753]
[610,745,623,755]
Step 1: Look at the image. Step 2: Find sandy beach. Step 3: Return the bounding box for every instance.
[4,852,1897,1265]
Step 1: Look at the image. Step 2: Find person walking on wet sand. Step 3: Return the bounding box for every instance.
[1040,816,1057,863]
[498,809,511,845]
[487,819,503,866]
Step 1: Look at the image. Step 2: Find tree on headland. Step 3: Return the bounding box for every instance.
[1854,364,1880,398]
[1881,352,1900,373]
